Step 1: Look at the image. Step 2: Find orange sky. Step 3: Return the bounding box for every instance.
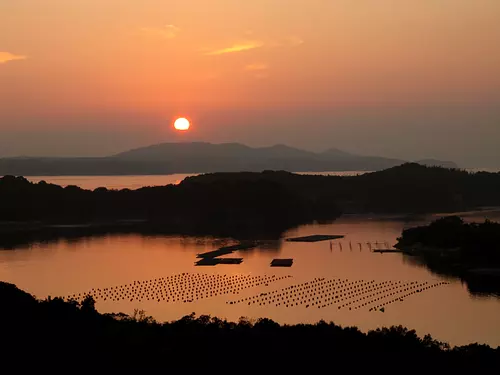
[1,1,500,166]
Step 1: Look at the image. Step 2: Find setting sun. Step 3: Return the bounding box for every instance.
[174,117,190,131]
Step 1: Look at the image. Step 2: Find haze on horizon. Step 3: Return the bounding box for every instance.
[1,1,499,168]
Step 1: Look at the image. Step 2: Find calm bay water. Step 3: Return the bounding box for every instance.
[26,174,198,190]
[25,171,368,190]
[22,169,499,190]
[1,175,500,347]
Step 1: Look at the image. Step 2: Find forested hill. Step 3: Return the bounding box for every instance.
[182,163,500,213]
[0,163,499,241]
[1,164,500,223]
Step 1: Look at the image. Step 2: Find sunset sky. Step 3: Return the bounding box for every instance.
[1,0,499,167]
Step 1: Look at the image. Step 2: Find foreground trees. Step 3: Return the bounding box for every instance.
[0,281,499,370]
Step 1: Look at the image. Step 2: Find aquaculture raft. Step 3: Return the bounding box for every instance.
[286,234,344,242]
[196,242,258,258]
[270,259,294,267]
[195,258,243,266]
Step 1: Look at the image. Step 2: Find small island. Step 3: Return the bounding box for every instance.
[395,216,500,296]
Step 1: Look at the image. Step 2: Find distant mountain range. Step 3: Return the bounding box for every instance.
[0,142,458,176]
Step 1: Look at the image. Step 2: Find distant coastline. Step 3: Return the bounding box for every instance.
[11,167,497,191]
[23,172,365,190]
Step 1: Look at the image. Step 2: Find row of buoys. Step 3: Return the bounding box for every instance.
[244,278,361,306]
[227,277,329,305]
[314,281,421,309]
[344,281,430,310]
[367,281,449,311]
[227,278,450,311]
[330,280,449,311]
[228,278,400,306]
[65,273,292,303]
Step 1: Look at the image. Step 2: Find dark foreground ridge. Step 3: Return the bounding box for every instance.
[1,163,500,248]
[396,216,500,296]
[1,281,499,370]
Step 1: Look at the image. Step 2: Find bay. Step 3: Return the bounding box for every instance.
[1,182,499,346]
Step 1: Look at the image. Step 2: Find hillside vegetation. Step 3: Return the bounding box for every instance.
[1,281,498,370]
[1,164,499,245]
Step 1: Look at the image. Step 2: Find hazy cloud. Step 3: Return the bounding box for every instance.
[286,36,304,46]
[205,41,264,55]
[244,63,268,71]
[253,72,269,79]
[140,25,180,39]
[196,73,219,81]
[0,52,27,64]
[245,64,269,79]
[269,36,305,48]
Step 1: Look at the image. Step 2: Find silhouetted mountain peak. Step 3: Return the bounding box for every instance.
[0,142,459,175]
[259,144,318,159]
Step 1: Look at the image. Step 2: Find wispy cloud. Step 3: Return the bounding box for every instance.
[203,34,303,56]
[140,25,180,39]
[205,41,264,56]
[0,52,27,64]
[244,63,268,71]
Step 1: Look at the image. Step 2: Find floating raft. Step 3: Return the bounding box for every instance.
[195,258,243,266]
[196,242,258,258]
[196,248,234,259]
[270,259,294,267]
[286,234,344,243]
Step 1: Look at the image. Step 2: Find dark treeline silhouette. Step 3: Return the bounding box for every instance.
[0,173,333,243]
[1,281,498,370]
[183,163,500,213]
[1,164,500,247]
[396,216,500,296]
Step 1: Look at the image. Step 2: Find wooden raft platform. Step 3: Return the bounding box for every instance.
[196,242,258,258]
[270,259,294,267]
[195,258,243,266]
[286,234,344,243]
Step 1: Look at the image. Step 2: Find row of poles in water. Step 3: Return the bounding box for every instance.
[330,241,393,251]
